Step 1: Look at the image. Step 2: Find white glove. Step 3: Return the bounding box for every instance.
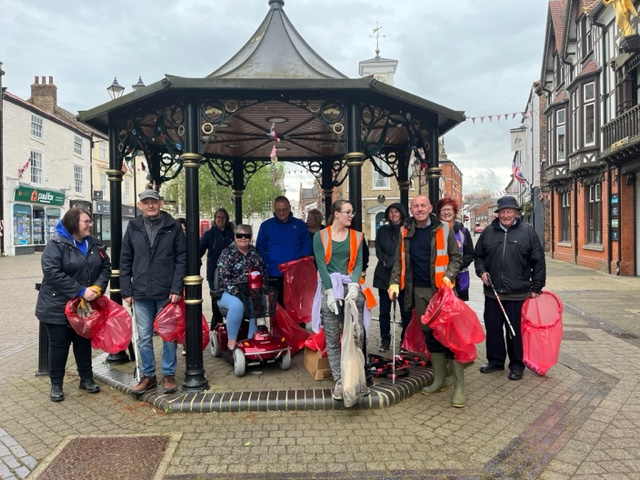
[325,288,340,315]
[346,282,360,302]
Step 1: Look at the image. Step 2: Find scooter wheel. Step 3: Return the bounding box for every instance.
[233,349,246,377]
[279,349,291,370]
[210,331,221,357]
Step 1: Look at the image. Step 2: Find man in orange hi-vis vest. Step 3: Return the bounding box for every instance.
[388,195,464,407]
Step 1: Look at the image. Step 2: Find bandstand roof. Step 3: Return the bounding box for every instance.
[79,0,465,163]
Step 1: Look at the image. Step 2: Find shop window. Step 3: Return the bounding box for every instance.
[587,184,602,244]
[74,165,84,194]
[372,159,390,189]
[31,114,44,140]
[74,135,84,156]
[583,82,595,146]
[30,151,43,184]
[560,192,570,242]
[13,204,32,246]
[46,207,60,242]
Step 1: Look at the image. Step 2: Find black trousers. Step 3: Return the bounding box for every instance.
[483,296,525,372]
[45,323,93,385]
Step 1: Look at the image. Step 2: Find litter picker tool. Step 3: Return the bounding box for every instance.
[391,297,397,384]
[486,273,516,338]
[130,304,141,383]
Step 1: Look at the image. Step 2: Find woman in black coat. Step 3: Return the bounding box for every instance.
[35,208,111,402]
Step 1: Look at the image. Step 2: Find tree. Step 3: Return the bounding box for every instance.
[161,161,285,220]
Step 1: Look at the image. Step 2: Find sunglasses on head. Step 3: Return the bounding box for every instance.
[235,233,252,239]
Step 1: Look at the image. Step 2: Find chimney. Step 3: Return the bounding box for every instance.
[30,75,57,113]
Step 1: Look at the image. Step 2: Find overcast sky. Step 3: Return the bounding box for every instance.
[0,0,548,197]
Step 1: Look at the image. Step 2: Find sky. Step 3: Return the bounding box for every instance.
[0,0,549,199]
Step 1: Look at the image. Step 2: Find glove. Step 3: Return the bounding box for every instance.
[77,299,93,319]
[442,277,454,289]
[88,285,102,298]
[325,288,340,315]
[387,284,399,301]
[346,283,359,302]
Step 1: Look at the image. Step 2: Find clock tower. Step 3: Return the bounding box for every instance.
[358,24,398,85]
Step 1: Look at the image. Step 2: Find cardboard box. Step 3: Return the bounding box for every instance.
[303,347,332,381]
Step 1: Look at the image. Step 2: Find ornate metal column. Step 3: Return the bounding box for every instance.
[397,149,410,210]
[232,159,245,226]
[321,157,334,216]
[346,101,363,230]
[181,152,209,391]
[105,122,129,364]
[427,128,441,206]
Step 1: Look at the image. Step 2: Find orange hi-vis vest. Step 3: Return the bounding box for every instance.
[399,221,451,290]
[319,226,377,309]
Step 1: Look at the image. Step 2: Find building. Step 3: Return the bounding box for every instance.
[538,0,640,275]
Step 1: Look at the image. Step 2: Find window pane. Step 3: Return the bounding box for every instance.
[584,104,595,145]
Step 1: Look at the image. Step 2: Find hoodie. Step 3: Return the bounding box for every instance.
[372,203,408,290]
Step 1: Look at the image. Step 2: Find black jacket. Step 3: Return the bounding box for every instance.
[373,202,407,290]
[120,212,187,300]
[35,233,111,325]
[474,218,546,300]
[199,225,234,286]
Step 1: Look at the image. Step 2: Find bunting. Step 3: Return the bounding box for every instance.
[465,110,535,124]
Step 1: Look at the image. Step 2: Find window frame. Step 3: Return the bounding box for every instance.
[372,158,391,190]
[556,109,566,161]
[31,114,44,140]
[30,150,43,184]
[74,165,84,194]
[587,183,602,245]
[74,135,84,156]
[560,192,571,242]
[583,82,596,147]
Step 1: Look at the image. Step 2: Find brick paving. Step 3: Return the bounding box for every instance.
[1,252,640,478]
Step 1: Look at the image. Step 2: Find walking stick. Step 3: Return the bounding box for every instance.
[130,304,141,383]
[486,273,516,338]
[391,298,397,385]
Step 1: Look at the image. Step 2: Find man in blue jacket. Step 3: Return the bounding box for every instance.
[120,189,187,394]
[256,196,312,306]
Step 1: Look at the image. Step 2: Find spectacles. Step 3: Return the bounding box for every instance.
[440,208,454,213]
[235,233,252,239]
[81,219,93,225]
[215,216,227,220]
[339,211,355,217]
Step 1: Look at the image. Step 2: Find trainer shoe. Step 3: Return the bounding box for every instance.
[332,380,343,401]
[131,375,157,394]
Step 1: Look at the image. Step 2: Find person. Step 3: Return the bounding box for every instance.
[474,195,546,381]
[216,224,266,351]
[176,217,187,236]
[306,208,325,241]
[35,208,111,402]
[257,196,312,306]
[313,200,368,401]
[199,208,234,328]
[120,189,187,395]
[603,0,638,37]
[434,198,474,302]
[372,203,412,352]
[388,195,464,407]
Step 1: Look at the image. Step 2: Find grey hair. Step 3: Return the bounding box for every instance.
[234,224,252,235]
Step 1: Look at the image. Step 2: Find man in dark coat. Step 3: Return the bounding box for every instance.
[474,195,546,381]
[120,189,187,394]
[373,202,411,352]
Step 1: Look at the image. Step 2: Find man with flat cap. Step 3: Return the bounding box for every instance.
[120,189,186,394]
[474,195,545,381]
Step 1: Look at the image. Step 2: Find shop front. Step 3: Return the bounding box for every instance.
[93,201,138,248]
[11,186,65,255]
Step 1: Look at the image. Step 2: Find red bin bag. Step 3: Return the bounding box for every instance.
[521,291,563,375]
[278,256,316,325]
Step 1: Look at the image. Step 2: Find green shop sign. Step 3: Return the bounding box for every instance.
[14,186,65,206]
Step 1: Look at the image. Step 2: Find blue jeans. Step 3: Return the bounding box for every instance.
[378,288,412,345]
[218,292,257,341]
[134,298,177,377]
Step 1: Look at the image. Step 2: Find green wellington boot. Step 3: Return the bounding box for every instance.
[450,360,466,408]
[422,352,448,395]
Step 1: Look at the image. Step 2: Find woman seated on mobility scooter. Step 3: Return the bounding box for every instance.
[216,224,265,353]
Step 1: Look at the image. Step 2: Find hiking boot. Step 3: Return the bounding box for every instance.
[162,375,178,394]
[79,378,101,394]
[131,375,157,394]
[332,379,343,401]
[50,384,64,402]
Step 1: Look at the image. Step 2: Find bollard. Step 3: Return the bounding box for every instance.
[35,283,49,376]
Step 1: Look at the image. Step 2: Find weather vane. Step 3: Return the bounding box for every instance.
[370,22,385,56]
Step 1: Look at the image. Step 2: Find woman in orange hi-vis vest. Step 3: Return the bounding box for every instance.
[388,195,464,407]
[312,200,367,401]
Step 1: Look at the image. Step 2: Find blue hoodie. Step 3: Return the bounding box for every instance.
[256,212,312,277]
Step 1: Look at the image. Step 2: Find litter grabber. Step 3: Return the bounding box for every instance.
[129,304,141,383]
[486,273,516,338]
[391,298,397,384]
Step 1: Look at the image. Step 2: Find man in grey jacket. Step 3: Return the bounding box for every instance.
[120,189,187,394]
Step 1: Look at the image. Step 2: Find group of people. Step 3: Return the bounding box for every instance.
[36,186,545,407]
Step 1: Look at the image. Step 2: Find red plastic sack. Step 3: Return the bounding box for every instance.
[521,291,563,375]
[401,309,428,354]
[278,256,316,325]
[303,328,327,356]
[65,296,109,338]
[272,303,309,355]
[177,314,211,351]
[422,287,485,363]
[154,300,186,343]
[90,299,132,354]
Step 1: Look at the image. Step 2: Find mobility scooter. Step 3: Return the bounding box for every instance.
[209,270,291,376]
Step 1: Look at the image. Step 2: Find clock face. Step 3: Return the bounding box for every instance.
[374,75,386,83]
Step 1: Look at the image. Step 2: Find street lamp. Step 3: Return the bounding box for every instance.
[131,76,145,92]
[106,77,125,100]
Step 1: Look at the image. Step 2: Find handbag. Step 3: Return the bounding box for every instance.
[457,269,470,292]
